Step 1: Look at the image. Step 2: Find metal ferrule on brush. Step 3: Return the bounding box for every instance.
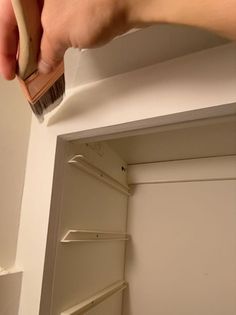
[18,62,65,119]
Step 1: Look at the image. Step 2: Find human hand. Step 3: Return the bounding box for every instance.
[38,0,133,73]
[0,0,44,80]
[38,0,236,74]
[0,0,18,80]
[0,0,134,79]
[1,0,236,80]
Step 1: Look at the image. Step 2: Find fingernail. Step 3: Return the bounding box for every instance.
[38,60,53,74]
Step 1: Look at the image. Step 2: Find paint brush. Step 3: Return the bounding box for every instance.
[12,0,65,121]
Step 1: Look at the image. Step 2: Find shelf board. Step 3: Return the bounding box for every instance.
[61,280,128,315]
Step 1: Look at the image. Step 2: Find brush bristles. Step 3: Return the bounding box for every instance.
[29,74,65,118]
[17,61,65,121]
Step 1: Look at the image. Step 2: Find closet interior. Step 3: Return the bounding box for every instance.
[40,114,236,315]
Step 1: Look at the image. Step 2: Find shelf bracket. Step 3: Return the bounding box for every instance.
[68,155,130,196]
[61,230,130,243]
[61,280,128,315]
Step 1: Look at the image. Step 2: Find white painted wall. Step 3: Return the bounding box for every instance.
[124,158,236,315]
[66,25,227,89]
[0,77,31,269]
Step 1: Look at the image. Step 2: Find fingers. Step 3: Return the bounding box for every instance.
[0,0,18,80]
[38,32,67,74]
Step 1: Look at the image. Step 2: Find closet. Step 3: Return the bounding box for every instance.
[12,37,236,315]
[37,115,236,315]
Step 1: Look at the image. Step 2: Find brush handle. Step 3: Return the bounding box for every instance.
[11,0,42,80]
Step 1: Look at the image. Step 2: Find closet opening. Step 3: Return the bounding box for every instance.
[40,114,236,315]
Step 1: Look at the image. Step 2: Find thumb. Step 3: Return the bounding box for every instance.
[38,32,67,74]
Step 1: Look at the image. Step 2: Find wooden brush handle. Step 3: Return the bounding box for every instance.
[11,0,42,80]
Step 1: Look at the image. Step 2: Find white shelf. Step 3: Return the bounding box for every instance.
[68,155,130,196]
[61,280,128,315]
[61,230,130,243]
